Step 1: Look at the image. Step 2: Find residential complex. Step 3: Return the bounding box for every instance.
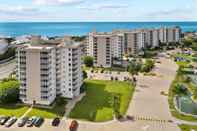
[87,31,124,67]
[87,26,181,67]
[16,37,83,105]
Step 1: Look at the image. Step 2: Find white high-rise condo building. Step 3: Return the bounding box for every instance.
[159,26,181,43]
[88,31,124,67]
[87,27,181,67]
[16,37,83,105]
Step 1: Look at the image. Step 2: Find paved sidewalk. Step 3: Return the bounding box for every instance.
[64,93,86,118]
[20,105,33,119]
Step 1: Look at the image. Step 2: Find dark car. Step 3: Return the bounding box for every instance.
[34,117,44,127]
[26,116,37,127]
[17,117,29,127]
[5,117,17,127]
[52,118,60,126]
[126,115,135,121]
[69,120,78,131]
[0,116,10,125]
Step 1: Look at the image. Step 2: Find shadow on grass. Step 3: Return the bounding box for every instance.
[0,104,25,109]
[69,81,115,122]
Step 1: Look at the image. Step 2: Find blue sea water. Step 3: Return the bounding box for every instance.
[0,22,197,37]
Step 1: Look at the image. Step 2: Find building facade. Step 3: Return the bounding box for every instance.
[88,32,111,67]
[16,38,83,105]
[87,26,181,67]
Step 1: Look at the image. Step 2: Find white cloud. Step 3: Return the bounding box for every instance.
[143,7,197,21]
[33,0,84,5]
[0,5,39,15]
[78,4,128,10]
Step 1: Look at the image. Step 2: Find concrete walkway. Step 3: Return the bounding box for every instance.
[64,93,86,118]
[20,105,33,119]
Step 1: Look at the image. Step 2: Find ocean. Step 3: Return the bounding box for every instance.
[0,22,197,37]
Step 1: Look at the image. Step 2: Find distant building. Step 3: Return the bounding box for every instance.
[0,39,9,55]
[16,37,83,105]
[159,26,181,43]
[87,32,113,67]
[87,26,182,67]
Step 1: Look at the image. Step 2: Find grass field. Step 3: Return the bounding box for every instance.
[69,80,134,122]
[27,100,67,119]
[0,105,29,117]
[179,124,197,131]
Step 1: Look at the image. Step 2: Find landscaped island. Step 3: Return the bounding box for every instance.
[69,80,134,122]
[168,38,197,122]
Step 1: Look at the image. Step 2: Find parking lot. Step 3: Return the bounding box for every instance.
[0,119,67,131]
[87,70,132,81]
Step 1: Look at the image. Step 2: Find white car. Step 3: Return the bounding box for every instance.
[5,116,17,127]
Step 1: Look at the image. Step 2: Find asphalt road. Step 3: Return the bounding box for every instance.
[0,61,16,79]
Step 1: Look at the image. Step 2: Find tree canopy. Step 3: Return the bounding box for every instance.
[0,80,20,104]
[83,56,94,67]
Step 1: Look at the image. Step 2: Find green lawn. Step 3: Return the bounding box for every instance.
[0,105,29,117]
[179,124,197,131]
[69,80,134,122]
[27,101,67,119]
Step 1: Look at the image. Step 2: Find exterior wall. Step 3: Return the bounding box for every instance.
[175,27,181,42]
[152,29,159,47]
[96,36,111,67]
[138,32,146,49]
[87,33,112,67]
[111,34,124,59]
[17,47,56,105]
[59,46,82,98]
[26,49,41,104]
[126,32,136,55]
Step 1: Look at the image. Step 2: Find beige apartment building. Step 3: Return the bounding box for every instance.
[16,37,83,105]
[159,26,181,43]
[87,26,181,67]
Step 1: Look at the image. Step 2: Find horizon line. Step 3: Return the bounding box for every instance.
[0,21,197,23]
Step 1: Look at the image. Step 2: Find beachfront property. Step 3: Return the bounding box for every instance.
[16,36,83,105]
[87,26,181,67]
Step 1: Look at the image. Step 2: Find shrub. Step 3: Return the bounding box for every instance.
[0,80,20,104]
[83,56,94,67]
[172,84,188,96]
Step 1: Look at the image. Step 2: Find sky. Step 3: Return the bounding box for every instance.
[0,0,196,22]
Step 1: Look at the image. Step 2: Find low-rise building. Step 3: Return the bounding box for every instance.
[0,39,8,55]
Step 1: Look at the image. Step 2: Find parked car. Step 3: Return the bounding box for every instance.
[52,118,60,126]
[34,117,44,127]
[126,115,134,121]
[26,116,37,127]
[0,116,10,125]
[69,120,78,131]
[5,117,17,127]
[17,117,29,127]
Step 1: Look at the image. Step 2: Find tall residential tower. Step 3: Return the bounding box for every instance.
[16,37,83,105]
